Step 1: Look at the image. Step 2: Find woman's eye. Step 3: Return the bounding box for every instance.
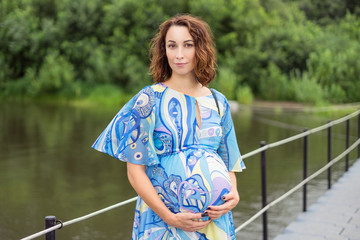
[185,43,193,48]
[167,44,176,48]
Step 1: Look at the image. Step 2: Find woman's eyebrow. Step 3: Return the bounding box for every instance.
[166,40,194,43]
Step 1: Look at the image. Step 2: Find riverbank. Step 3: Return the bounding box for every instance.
[2,91,359,115]
[228,100,360,117]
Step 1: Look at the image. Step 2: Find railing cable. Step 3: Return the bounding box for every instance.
[20,197,138,240]
[235,138,360,233]
[242,109,360,159]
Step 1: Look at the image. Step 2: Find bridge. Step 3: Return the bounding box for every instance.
[275,159,360,240]
[21,109,360,240]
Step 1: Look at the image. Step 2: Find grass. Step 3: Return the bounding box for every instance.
[0,83,133,109]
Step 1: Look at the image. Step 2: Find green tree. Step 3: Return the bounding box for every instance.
[0,7,38,79]
[1,0,360,103]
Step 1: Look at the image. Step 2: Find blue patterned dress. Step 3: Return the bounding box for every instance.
[92,83,245,239]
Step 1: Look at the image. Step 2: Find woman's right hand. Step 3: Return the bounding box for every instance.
[166,212,211,232]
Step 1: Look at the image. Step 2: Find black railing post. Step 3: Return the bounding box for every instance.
[45,216,56,240]
[260,141,268,240]
[345,117,350,171]
[303,130,308,212]
[327,121,332,189]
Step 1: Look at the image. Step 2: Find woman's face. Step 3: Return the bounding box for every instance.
[165,26,196,79]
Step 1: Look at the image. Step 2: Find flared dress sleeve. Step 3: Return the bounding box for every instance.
[92,86,159,166]
[217,93,246,172]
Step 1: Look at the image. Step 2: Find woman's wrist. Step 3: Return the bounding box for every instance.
[230,186,238,195]
[163,212,176,226]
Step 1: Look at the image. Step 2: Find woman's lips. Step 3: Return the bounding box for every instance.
[175,63,186,67]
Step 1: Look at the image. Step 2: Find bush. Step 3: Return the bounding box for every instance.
[83,45,113,84]
[236,85,254,105]
[254,15,321,74]
[324,84,346,103]
[0,7,38,78]
[337,12,360,40]
[60,38,98,82]
[123,54,151,91]
[225,47,268,95]
[3,77,33,97]
[290,71,324,104]
[259,62,293,101]
[0,54,10,90]
[211,67,239,99]
[56,0,104,41]
[297,0,347,24]
[306,33,360,102]
[87,84,132,107]
[36,51,76,96]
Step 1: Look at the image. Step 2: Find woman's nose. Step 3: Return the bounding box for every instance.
[176,47,184,59]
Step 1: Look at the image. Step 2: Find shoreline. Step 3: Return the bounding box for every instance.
[229,100,360,114]
[1,95,359,114]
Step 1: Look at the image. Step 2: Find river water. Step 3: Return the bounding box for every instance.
[0,101,358,240]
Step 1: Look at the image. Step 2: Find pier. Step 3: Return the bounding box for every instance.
[275,159,360,240]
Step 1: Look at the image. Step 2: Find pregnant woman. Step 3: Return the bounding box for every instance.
[92,14,245,240]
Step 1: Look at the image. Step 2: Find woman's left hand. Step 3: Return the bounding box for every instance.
[205,172,240,220]
[205,189,240,220]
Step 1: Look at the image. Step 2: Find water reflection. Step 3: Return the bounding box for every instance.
[0,102,357,240]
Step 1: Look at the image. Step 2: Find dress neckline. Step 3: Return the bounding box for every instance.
[158,82,212,99]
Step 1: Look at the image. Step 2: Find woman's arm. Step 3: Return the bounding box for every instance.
[127,162,211,231]
[205,171,240,220]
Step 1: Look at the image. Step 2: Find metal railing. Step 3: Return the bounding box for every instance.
[234,110,360,240]
[21,109,360,240]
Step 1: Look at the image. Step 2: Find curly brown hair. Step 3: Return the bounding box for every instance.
[149,14,217,86]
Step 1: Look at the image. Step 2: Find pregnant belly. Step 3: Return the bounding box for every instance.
[151,149,231,214]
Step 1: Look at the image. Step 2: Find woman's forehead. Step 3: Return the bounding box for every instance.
[165,26,194,42]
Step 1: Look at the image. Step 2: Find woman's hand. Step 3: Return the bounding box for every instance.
[166,212,211,232]
[205,172,240,220]
[127,162,211,232]
[205,189,240,220]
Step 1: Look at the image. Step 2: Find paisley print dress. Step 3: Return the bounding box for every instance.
[92,83,245,240]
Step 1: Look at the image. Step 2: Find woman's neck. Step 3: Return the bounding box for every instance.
[164,74,210,97]
[167,77,199,90]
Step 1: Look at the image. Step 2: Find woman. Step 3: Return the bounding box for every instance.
[92,14,245,239]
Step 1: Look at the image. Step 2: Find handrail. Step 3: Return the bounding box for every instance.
[242,109,360,159]
[235,138,360,233]
[21,197,138,240]
[20,109,360,240]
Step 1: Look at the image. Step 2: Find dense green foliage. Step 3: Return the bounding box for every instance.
[1,0,359,104]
